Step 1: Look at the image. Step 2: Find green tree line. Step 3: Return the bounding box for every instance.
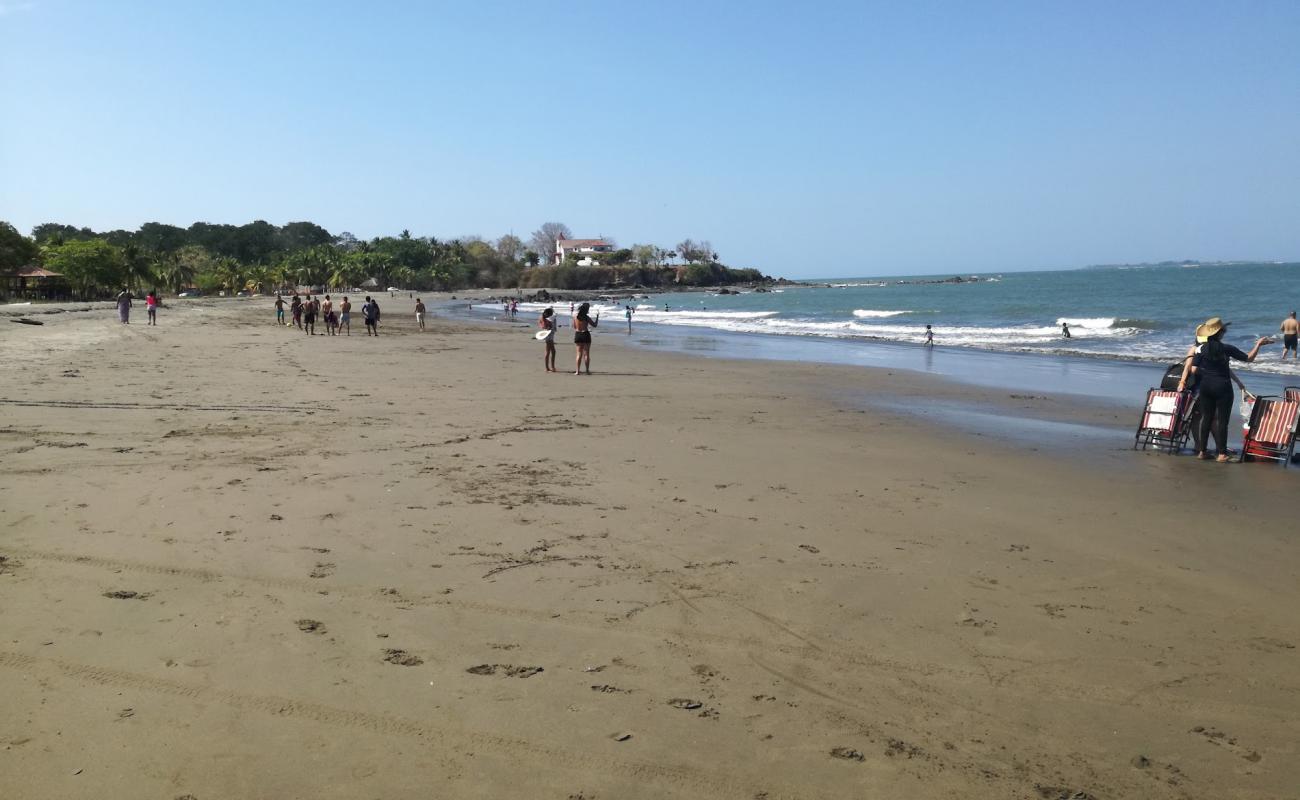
[0,219,769,300]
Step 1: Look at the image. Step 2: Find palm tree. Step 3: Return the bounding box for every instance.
[154,253,195,295]
[216,257,244,296]
[122,244,156,292]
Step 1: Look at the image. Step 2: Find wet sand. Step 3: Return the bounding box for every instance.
[1,298,1297,799]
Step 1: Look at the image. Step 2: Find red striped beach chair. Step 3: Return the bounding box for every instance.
[1241,395,1300,467]
[1134,389,1193,453]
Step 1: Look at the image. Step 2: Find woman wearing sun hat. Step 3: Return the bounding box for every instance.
[1181,318,1271,461]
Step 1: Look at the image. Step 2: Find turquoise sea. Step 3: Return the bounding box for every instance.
[526,262,1300,376]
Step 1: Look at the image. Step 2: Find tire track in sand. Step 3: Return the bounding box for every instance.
[0,650,804,800]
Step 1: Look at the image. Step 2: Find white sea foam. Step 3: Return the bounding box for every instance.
[852,309,910,318]
[1055,317,1118,329]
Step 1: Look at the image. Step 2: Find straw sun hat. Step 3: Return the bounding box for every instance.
[1195,317,1231,343]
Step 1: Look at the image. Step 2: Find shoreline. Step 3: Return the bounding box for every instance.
[3,298,1296,799]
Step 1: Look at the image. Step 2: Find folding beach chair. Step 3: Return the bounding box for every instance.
[1134,389,1193,453]
[1240,395,1300,467]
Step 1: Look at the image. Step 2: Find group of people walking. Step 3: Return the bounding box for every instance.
[275,294,384,336]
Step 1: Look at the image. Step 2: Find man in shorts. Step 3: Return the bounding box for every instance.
[415,298,426,331]
[275,294,285,325]
[363,296,379,336]
[303,294,317,335]
[339,296,351,335]
[1280,311,1299,360]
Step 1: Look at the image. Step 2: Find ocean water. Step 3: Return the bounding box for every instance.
[479,262,1300,376]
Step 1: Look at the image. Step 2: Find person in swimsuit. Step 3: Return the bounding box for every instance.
[1061,322,1071,338]
[415,298,426,331]
[339,297,351,335]
[1178,317,1271,462]
[923,325,934,347]
[540,307,557,372]
[291,295,303,329]
[572,302,598,375]
[1280,312,1298,360]
[275,294,285,325]
[145,291,159,325]
[303,294,317,335]
[625,304,634,333]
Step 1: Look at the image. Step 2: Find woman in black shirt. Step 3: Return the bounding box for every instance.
[1184,318,1270,461]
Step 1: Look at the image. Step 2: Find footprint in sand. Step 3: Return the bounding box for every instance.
[103,590,150,600]
[382,649,424,666]
[309,562,335,579]
[466,664,543,678]
[295,619,326,634]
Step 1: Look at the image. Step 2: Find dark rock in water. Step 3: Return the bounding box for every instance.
[754,287,770,293]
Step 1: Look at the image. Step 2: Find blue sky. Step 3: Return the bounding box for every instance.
[2,0,1298,277]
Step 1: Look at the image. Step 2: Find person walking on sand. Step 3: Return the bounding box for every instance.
[303,294,317,335]
[145,291,159,325]
[321,295,335,336]
[275,294,285,326]
[363,296,379,336]
[116,290,133,324]
[1178,317,1271,462]
[1062,322,1072,339]
[540,307,558,371]
[339,296,351,335]
[573,302,598,375]
[1280,312,1299,360]
[923,324,934,347]
[415,298,426,331]
[625,304,634,333]
[290,295,303,329]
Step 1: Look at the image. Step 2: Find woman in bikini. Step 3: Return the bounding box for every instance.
[540,307,557,372]
[573,302,598,375]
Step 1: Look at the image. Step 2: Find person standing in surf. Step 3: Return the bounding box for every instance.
[1062,322,1071,338]
[540,307,557,372]
[625,304,634,333]
[923,325,934,347]
[1280,311,1298,360]
[573,302,598,375]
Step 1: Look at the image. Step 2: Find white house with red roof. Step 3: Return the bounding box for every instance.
[554,238,613,266]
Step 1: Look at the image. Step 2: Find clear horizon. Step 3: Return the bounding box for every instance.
[2,1,1298,278]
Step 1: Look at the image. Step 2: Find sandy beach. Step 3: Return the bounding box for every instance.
[1,298,1297,799]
